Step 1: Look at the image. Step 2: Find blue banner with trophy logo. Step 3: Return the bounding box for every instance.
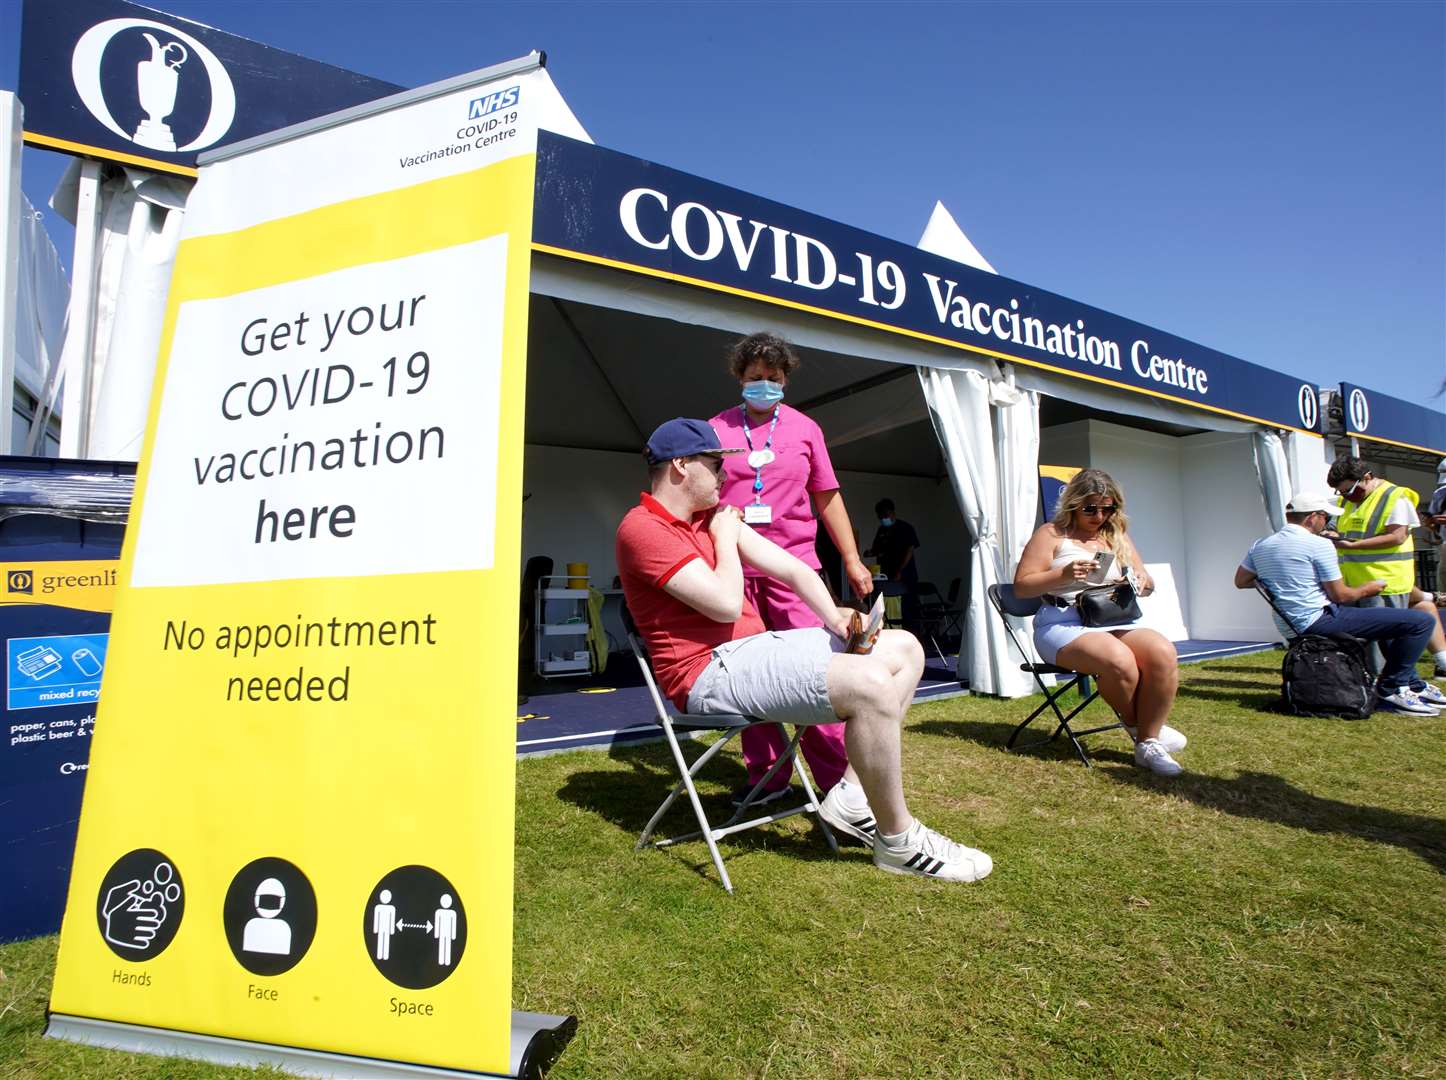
[18,0,402,175]
[534,132,1323,435]
[1340,383,1446,456]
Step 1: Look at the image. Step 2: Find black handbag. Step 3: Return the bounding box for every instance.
[1076,581,1142,627]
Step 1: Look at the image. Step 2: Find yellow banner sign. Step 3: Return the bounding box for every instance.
[46,61,580,1076]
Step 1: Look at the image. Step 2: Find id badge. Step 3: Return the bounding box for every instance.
[743,503,773,525]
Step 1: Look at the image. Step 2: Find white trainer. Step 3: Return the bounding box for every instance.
[817,782,877,847]
[1414,682,1446,708]
[1378,687,1441,716]
[1123,722,1187,753]
[873,820,992,883]
[1134,737,1183,777]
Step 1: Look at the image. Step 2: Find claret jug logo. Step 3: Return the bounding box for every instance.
[7,570,34,595]
[71,17,237,154]
[1348,388,1370,433]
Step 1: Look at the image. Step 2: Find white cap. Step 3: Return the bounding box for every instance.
[1286,492,1343,516]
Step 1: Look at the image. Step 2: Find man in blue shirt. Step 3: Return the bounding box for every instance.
[1234,492,1443,716]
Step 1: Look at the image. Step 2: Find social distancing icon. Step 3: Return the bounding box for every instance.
[363,866,466,989]
[223,857,318,976]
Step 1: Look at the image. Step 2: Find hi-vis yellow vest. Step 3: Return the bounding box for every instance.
[1337,481,1418,594]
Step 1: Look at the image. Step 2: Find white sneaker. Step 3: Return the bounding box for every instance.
[1378,687,1441,716]
[873,820,992,883]
[1123,723,1187,753]
[818,783,877,847]
[1414,682,1446,708]
[1134,738,1183,777]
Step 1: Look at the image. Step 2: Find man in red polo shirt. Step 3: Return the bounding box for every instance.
[616,418,992,883]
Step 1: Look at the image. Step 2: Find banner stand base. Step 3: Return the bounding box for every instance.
[47,1010,577,1080]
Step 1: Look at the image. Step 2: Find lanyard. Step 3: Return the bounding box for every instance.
[739,404,780,503]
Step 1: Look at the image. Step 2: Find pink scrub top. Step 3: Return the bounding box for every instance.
[708,403,839,576]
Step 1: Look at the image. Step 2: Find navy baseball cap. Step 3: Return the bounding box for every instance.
[644,418,745,466]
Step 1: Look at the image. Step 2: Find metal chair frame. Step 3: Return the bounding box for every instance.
[625,628,837,894]
[985,583,1122,767]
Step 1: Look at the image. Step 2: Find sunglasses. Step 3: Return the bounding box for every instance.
[1335,478,1366,499]
[1079,504,1117,517]
[691,455,725,475]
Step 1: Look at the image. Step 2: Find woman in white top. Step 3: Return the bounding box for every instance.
[1013,469,1186,776]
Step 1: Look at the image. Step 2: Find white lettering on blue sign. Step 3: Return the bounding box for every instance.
[466,86,519,120]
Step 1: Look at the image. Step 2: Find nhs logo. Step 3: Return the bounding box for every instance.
[468,86,520,119]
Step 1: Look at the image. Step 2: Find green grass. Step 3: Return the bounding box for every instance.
[4,651,1443,1078]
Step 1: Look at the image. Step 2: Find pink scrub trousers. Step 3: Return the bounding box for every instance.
[741,575,849,794]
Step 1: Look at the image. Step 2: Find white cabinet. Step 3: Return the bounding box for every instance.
[535,575,591,677]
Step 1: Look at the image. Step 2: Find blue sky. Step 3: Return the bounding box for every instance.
[3,0,1442,404]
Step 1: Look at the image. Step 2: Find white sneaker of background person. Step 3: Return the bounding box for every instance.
[1123,721,1187,753]
[1378,685,1441,716]
[1413,682,1446,708]
[1134,737,1183,777]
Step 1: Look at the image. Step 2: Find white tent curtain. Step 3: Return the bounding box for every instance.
[13,194,69,421]
[919,365,1040,697]
[38,164,191,459]
[1251,430,1291,532]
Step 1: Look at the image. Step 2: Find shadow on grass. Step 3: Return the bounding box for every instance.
[554,739,845,885]
[1177,685,1284,710]
[909,715,1130,767]
[1106,767,1446,873]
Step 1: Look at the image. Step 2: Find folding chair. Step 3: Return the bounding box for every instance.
[915,581,954,664]
[1253,581,1300,641]
[985,584,1122,767]
[622,608,837,893]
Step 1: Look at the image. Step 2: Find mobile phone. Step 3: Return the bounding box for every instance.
[1084,551,1115,585]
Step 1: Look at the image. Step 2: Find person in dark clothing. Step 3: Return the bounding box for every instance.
[865,499,922,636]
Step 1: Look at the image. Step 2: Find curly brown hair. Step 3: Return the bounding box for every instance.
[726,332,801,380]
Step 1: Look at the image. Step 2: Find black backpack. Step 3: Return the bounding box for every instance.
[1280,634,1374,719]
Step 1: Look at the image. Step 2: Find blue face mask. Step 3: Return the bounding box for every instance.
[741,380,785,407]
[880,517,895,527]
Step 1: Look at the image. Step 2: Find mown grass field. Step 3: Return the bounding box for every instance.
[3,651,1442,1078]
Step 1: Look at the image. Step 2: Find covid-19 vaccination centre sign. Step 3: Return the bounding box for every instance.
[46,54,584,1080]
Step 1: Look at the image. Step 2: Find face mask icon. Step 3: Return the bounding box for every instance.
[243,877,292,956]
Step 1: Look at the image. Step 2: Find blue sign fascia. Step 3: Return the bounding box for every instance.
[533,132,1323,435]
[18,0,403,175]
[1340,383,1446,456]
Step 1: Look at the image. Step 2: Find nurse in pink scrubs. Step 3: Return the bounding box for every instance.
[709,332,876,813]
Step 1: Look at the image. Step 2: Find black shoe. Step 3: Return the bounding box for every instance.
[731,783,797,809]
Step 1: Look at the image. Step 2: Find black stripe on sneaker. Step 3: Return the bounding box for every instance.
[905,853,925,868]
[925,858,943,876]
[851,817,876,836]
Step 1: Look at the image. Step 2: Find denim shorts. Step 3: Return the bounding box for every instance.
[686,628,838,726]
[1032,603,1146,665]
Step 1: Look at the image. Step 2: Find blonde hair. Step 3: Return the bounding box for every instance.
[1051,468,1129,554]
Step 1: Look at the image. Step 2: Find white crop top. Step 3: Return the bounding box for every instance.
[1048,538,1125,601]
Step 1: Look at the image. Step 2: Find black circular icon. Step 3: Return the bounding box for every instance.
[96,848,184,961]
[362,865,466,989]
[222,857,318,976]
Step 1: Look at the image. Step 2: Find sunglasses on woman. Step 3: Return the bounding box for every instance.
[1079,504,1117,517]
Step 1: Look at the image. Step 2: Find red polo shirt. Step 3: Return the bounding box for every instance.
[616,493,766,709]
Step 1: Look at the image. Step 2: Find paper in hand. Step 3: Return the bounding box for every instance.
[846,594,886,654]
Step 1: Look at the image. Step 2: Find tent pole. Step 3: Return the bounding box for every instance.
[59,158,103,459]
[0,92,22,454]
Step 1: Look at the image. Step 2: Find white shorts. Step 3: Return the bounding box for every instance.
[1032,603,1148,665]
[686,628,840,727]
